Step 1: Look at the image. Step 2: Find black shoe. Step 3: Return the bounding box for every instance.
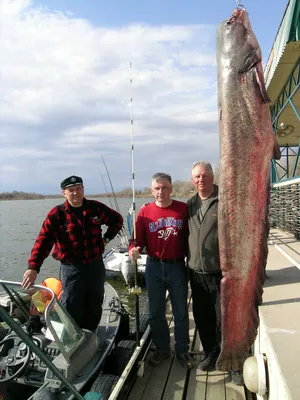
[148,350,171,367]
[198,351,219,371]
[176,352,193,370]
[231,369,244,386]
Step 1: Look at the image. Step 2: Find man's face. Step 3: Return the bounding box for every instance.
[62,184,84,206]
[191,165,214,192]
[151,179,172,203]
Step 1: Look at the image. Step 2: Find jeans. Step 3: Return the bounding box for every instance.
[60,258,106,331]
[145,258,189,355]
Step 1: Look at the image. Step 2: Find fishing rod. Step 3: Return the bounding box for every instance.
[129,61,141,346]
[101,158,129,247]
[101,157,121,214]
[99,169,114,209]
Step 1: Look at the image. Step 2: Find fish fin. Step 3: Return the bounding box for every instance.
[255,63,271,103]
[238,47,271,103]
[238,46,261,74]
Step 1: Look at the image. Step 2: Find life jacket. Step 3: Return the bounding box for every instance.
[41,277,63,301]
[30,277,63,314]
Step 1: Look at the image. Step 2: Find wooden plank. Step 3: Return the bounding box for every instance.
[160,358,186,400]
[206,370,226,400]
[127,360,154,400]
[186,369,207,399]
[186,328,207,399]
[129,293,200,400]
[128,352,175,400]
[224,372,247,400]
[141,306,175,399]
[129,303,175,400]
[139,343,175,398]
[162,304,195,400]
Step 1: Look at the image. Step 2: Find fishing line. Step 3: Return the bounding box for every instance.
[129,61,141,346]
[236,0,246,9]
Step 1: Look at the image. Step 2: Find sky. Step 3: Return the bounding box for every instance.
[0,0,289,194]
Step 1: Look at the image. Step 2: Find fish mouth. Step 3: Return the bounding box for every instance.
[227,7,245,25]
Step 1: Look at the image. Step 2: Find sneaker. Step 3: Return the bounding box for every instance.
[198,350,219,371]
[176,352,193,370]
[148,350,171,367]
[231,369,244,386]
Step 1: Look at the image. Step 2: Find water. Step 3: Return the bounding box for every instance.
[0,197,151,314]
[0,196,188,315]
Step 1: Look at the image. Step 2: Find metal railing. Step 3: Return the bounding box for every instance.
[269,177,300,240]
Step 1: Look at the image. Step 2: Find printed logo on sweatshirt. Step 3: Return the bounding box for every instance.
[148,217,183,240]
[148,217,183,232]
[157,227,177,240]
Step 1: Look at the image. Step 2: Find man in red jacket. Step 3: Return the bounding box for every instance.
[23,175,123,331]
[129,172,192,369]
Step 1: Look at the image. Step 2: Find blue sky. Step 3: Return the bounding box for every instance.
[0,0,288,194]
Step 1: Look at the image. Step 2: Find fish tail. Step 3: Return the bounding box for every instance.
[216,276,259,371]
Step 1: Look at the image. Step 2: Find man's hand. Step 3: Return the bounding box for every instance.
[22,270,37,289]
[129,246,141,261]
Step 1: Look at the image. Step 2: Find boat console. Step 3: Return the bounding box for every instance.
[0,281,98,389]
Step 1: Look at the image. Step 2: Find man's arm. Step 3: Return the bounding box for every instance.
[23,212,56,287]
[128,211,147,260]
[100,204,124,240]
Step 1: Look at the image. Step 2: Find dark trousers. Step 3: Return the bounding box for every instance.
[189,269,222,355]
[61,258,106,331]
[146,258,190,355]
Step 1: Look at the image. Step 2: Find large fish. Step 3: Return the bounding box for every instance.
[216,7,275,371]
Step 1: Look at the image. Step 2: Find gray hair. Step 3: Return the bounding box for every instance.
[192,161,214,175]
[151,172,172,185]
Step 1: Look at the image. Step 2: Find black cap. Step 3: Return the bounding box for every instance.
[60,175,83,189]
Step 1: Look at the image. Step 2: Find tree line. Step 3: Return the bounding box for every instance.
[0,175,220,200]
[0,191,45,200]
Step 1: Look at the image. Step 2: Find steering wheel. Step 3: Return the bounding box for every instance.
[0,333,31,382]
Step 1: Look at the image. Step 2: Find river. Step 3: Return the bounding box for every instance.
[0,196,187,314]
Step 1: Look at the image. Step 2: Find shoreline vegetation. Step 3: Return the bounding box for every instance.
[0,180,200,201]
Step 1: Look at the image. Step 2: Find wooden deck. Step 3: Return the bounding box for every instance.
[127,298,252,400]
[124,228,300,400]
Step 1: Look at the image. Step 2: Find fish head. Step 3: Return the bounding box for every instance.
[217,7,261,73]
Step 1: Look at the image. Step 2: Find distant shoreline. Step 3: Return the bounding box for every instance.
[0,193,193,201]
[0,183,196,201]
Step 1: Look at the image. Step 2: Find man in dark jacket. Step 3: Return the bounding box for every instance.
[22,175,123,331]
[187,161,221,372]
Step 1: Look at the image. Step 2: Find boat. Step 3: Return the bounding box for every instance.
[0,279,127,400]
[100,158,147,287]
[103,210,147,286]
[104,246,147,286]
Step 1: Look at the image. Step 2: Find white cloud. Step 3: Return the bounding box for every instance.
[0,0,219,194]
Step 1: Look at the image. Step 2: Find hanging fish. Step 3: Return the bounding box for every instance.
[216,6,275,371]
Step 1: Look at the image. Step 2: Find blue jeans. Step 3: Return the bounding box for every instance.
[145,258,189,355]
[60,258,106,331]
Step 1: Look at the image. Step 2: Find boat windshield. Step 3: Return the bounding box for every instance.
[0,281,84,360]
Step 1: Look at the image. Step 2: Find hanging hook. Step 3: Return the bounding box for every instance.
[236,0,246,9]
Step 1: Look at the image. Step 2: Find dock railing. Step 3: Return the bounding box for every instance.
[269,177,300,240]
